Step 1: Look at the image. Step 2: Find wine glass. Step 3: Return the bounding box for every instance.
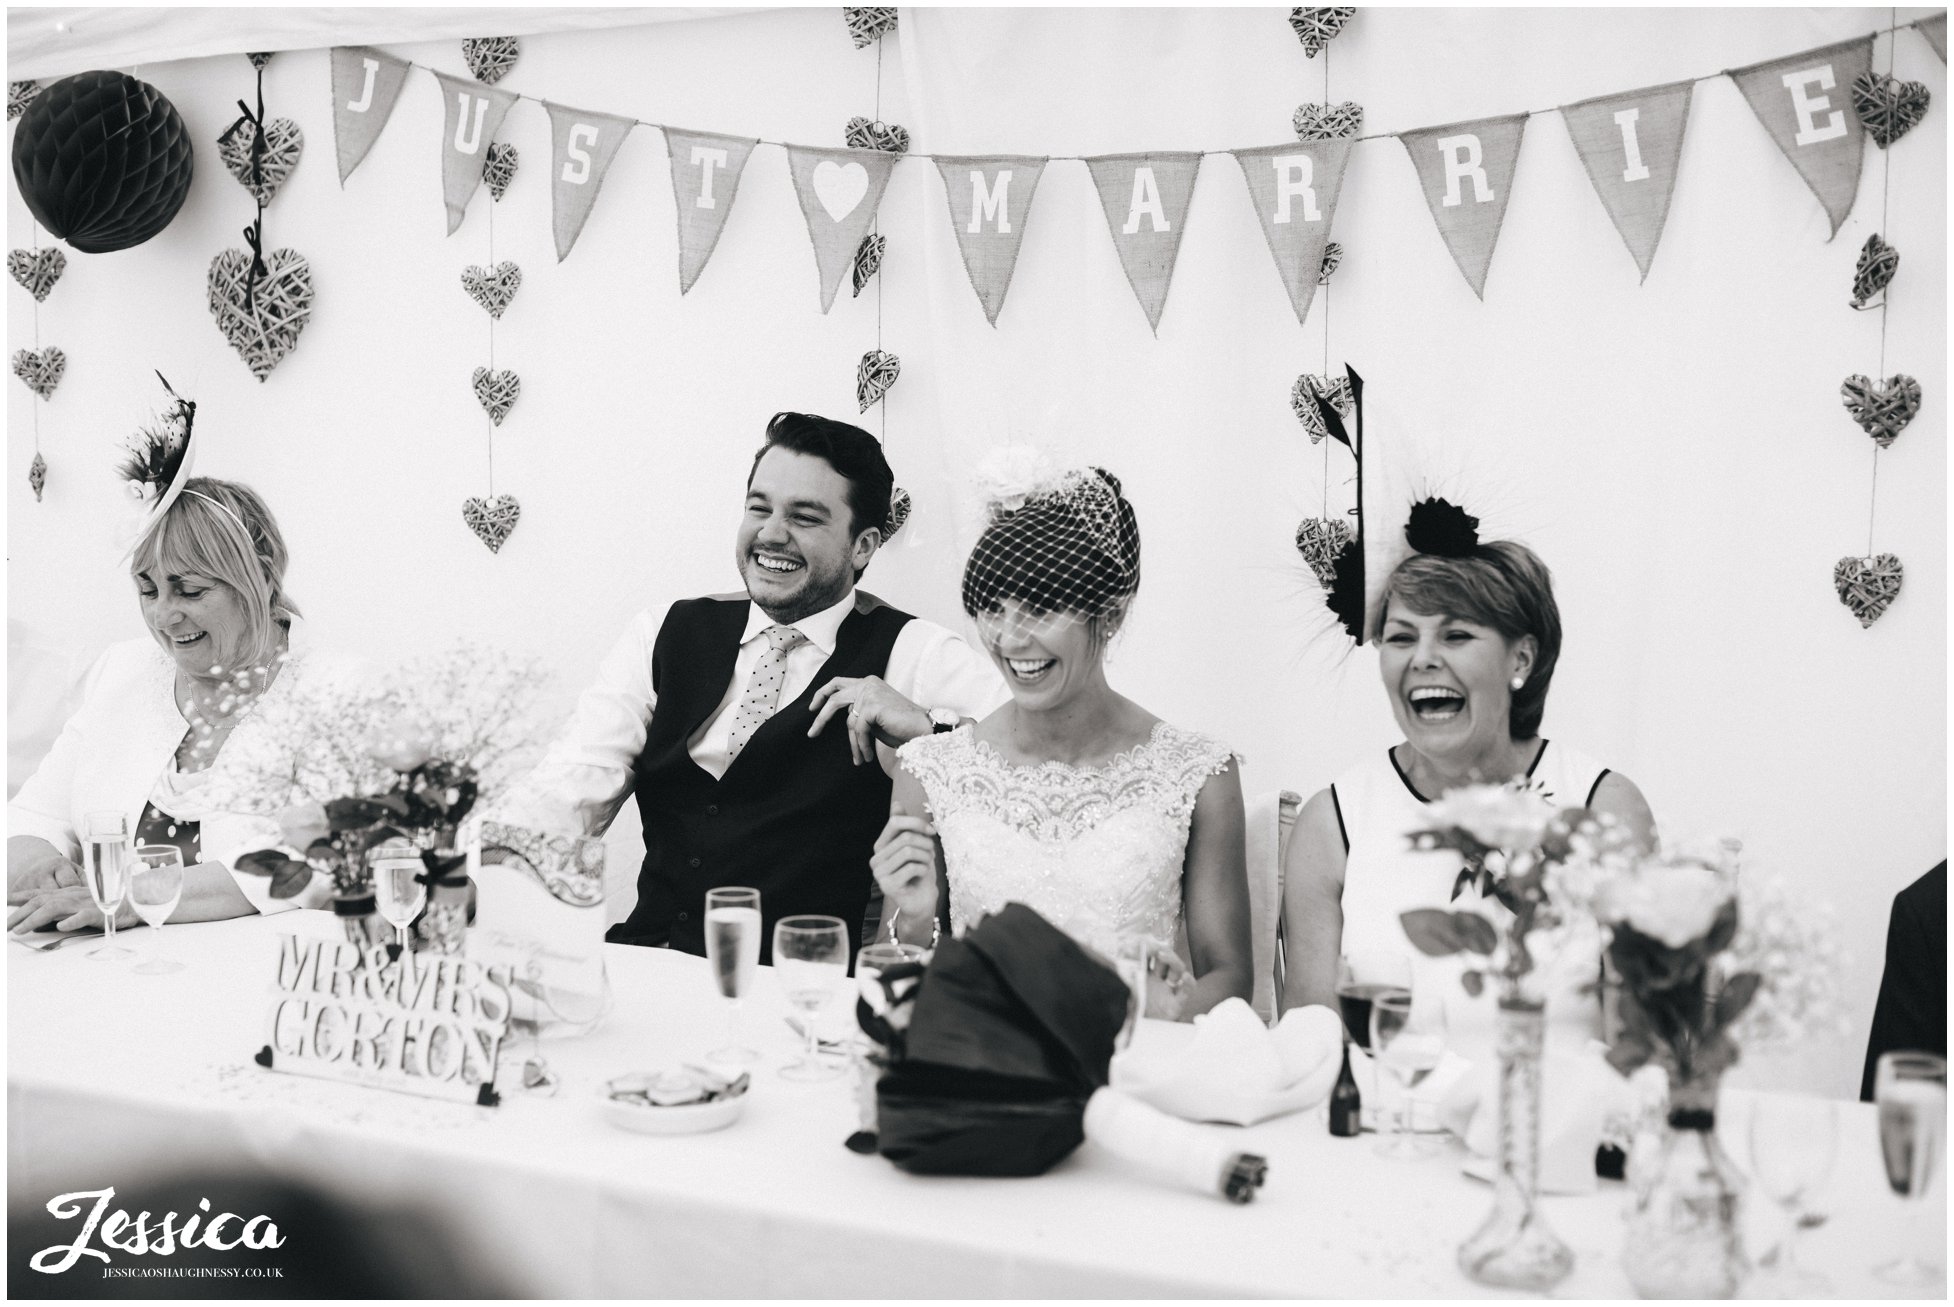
[128,845,185,975]
[1745,1094,1838,1294]
[1371,987,1447,1159]
[372,854,427,961]
[774,915,848,1082]
[853,942,926,1143]
[705,888,763,1065]
[1338,952,1413,1054]
[80,810,134,961]
[1873,1051,1946,1286]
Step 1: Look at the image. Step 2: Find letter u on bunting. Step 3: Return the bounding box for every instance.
[933,155,1049,326]
[1560,80,1693,282]
[1083,152,1202,333]
[1231,138,1353,324]
[545,103,636,261]
[1398,114,1528,299]
[330,47,410,184]
[434,72,519,235]
[786,146,898,313]
[662,127,758,293]
[1728,37,1873,238]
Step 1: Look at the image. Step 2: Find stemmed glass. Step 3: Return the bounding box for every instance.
[372,854,427,963]
[1371,988,1447,1159]
[128,845,185,975]
[774,915,848,1082]
[853,942,927,1143]
[1873,1051,1946,1286]
[705,888,763,1065]
[1745,1094,1838,1294]
[80,810,134,961]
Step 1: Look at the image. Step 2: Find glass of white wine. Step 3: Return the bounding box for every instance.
[774,915,848,1082]
[1874,1051,1946,1286]
[1370,987,1447,1159]
[705,887,763,1065]
[81,810,134,961]
[372,854,428,961]
[129,845,185,975]
[1745,1093,1838,1295]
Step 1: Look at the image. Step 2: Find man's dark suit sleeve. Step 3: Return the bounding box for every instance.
[1861,862,1947,1101]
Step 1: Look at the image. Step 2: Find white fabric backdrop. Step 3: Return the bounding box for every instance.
[6,8,1943,1099]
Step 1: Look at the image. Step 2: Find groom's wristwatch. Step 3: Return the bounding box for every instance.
[927,707,961,734]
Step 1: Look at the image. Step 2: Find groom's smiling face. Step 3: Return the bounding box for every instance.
[737,446,875,624]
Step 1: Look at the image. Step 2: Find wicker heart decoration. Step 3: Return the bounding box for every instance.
[857,350,900,413]
[1291,372,1355,444]
[1289,7,1356,57]
[12,347,65,400]
[882,486,912,540]
[483,142,518,202]
[461,262,522,319]
[1839,374,1921,447]
[1851,73,1931,149]
[217,117,304,206]
[9,248,65,302]
[462,495,521,553]
[8,81,40,121]
[843,7,898,48]
[1319,241,1343,286]
[28,451,47,502]
[1294,517,1354,589]
[208,248,313,382]
[472,367,521,426]
[844,117,910,155]
[1850,233,1899,310]
[1292,101,1364,140]
[463,37,520,85]
[852,233,886,297]
[1834,554,1903,627]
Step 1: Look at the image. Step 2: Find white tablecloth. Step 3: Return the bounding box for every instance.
[9,914,1944,1298]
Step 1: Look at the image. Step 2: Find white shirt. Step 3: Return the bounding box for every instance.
[496,589,1008,837]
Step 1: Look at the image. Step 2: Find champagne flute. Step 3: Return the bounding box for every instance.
[775,915,848,1082]
[1745,1094,1838,1294]
[705,888,763,1065]
[1873,1051,1947,1286]
[373,855,427,960]
[1371,988,1447,1159]
[80,810,134,961]
[128,845,185,975]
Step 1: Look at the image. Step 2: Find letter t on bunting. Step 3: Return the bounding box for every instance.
[933,155,1050,326]
[433,72,518,235]
[1083,152,1203,334]
[786,146,898,313]
[1559,80,1693,283]
[329,47,410,185]
[544,103,636,261]
[1727,37,1873,238]
[1230,138,1353,325]
[661,127,758,294]
[1398,114,1528,300]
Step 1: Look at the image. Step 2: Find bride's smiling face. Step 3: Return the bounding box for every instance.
[975,597,1107,711]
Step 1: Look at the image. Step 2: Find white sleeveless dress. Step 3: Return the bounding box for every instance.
[1332,740,1613,1062]
[897,721,1236,959]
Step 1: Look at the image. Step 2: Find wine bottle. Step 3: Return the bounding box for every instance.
[1328,1038,1362,1137]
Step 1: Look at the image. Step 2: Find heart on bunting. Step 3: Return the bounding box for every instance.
[1850,233,1899,310]
[483,142,518,202]
[1319,241,1342,286]
[461,262,522,319]
[1290,373,1354,445]
[813,161,870,222]
[462,36,520,85]
[857,350,900,413]
[27,451,46,502]
[852,233,886,297]
[1851,73,1931,149]
[12,347,65,400]
[208,248,314,382]
[217,117,304,206]
[1288,7,1356,58]
[1839,373,1921,447]
[9,248,65,302]
[1834,553,1903,627]
[462,495,521,553]
[8,81,40,121]
[1292,101,1363,140]
[472,367,521,426]
[1294,517,1354,589]
[882,486,912,540]
[844,116,910,155]
[843,7,899,48]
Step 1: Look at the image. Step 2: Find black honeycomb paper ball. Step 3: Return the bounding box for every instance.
[11,70,195,254]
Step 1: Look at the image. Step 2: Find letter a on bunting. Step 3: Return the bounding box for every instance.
[545,103,636,261]
[1560,80,1693,282]
[786,146,898,313]
[1399,114,1528,299]
[1230,139,1352,325]
[330,47,410,185]
[1083,152,1202,334]
[934,155,1049,326]
[434,72,518,235]
[662,127,759,294]
[1728,37,1872,238]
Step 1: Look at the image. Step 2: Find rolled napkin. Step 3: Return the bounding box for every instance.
[1110,998,1344,1126]
[1436,1041,1634,1195]
[1084,1086,1267,1203]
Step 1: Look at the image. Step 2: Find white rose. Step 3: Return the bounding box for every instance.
[1617,862,1733,949]
[1426,783,1555,852]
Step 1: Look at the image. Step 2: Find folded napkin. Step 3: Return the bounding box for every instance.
[1351,1046,1474,1133]
[10,926,104,952]
[1109,998,1343,1126]
[1437,1042,1634,1195]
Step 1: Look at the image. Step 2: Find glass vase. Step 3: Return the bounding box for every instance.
[1621,1074,1747,1299]
[413,870,473,955]
[332,890,388,953]
[1458,997,1576,1291]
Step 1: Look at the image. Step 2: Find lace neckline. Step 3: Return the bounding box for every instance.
[964,718,1171,778]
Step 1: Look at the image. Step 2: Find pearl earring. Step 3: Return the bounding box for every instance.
[1510,676,1525,691]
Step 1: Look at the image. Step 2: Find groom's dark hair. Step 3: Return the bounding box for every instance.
[748,412,893,540]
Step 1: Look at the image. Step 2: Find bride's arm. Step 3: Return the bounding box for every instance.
[1179,761,1254,1018]
[1278,788,1347,1018]
[870,764,947,949]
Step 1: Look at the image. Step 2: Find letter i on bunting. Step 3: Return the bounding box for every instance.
[933,156,1049,325]
[1231,138,1353,324]
[434,72,519,235]
[545,104,636,261]
[786,146,898,312]
[661,128,758,293]
[1728,37,1873,238]
[1083,152,1202,333]
[1559,80,1693,282]
[329,47,410,184]
[1398,114,1528,299]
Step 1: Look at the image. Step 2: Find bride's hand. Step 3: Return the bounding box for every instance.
[870,805,939,924]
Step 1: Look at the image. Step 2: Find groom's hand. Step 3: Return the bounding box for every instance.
[807,675,929,765]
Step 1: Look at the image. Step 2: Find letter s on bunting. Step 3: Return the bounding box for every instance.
[545,103,637,261]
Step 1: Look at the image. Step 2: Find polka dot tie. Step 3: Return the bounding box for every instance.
[726,625,808,762]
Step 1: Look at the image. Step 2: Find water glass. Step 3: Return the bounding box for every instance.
[774,915,848,1082]
[81,810,134,961]
[372,854,427,960]
[129,845,185,975]
[1873,1051,1946,1286]
[1745,1094,1838,1294]
[705,887,762,1065]
[1371,988,1446,1159]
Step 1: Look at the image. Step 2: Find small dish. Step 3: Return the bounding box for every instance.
[602,1092,744,1135]
[602,1066,749,1136]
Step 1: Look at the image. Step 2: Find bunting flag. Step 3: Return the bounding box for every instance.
[1919,14,1946,63]
[1728,37,1873,238]
[661,127,759,294]
[544,102,636,262]
[1399,114,1528,299]
[1560,80,1693,282]
[1083,152,1202,333]
[434,72,519,235]
[1231,139,1353,325]
[933,155,1049,325]
[785,146,898,313]
[330,46,411,184]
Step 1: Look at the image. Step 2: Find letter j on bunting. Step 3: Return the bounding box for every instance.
[1727,36,1873,238]
[1083,152,1202,334]
[1559,80,1693,282]
[661,127,758,294]
[1230,138,1353,325]
[434,72,518,235]
[786,145,898,313]
[1399,114,1528,299]
[545,103,636,261]
[329,47,410,184]
[934,155,1049,326]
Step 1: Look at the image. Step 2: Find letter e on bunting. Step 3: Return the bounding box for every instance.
[662,127,758,293]
[1727,37,1873,238]
[1398,114,1528,299]
[933,155,1050,326]
[786,145,898,313]
[545,103,636,261]
[1559,80,1693,282]
[1230,138,1353,325]
[330,47,410,184]
[434,72,518,235]
[1083,152,1202,334]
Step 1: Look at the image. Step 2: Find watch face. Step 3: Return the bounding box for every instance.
[929,709,959,732]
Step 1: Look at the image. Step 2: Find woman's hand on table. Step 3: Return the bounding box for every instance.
[8,837,82,901]
[8,886,134,934]
[1141,949,1195,1021]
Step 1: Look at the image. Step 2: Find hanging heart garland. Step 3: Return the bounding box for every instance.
[1290,372,1355,444]
[1294,517,1354,588]
[8,81,41,121]
[1849,233,1900,310]
[852,233,886,298]
[27,451,47,502]
[12,347,65,400]
[461,262,523,319]
[483,142,519,202]
[8,248,65,302]
[1839,373,1921,447]
[844,117,911,154]
[1288,8,1356,58]
[462,495,521,553]
[843,8,899,49]
[208,248,313,382]
[472,367,521,426]
[882,486,912,540]
[462,37,520,85]
[1292,101,1364,140]
[1319,241,1343,286]
[217,117,304,206]
[247,52,275,70]
[1850,73,1931,149]
[857,350,901,413]
[1834,553,1903,627]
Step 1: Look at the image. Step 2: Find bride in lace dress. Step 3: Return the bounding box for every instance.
[870,464,1253,1019]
